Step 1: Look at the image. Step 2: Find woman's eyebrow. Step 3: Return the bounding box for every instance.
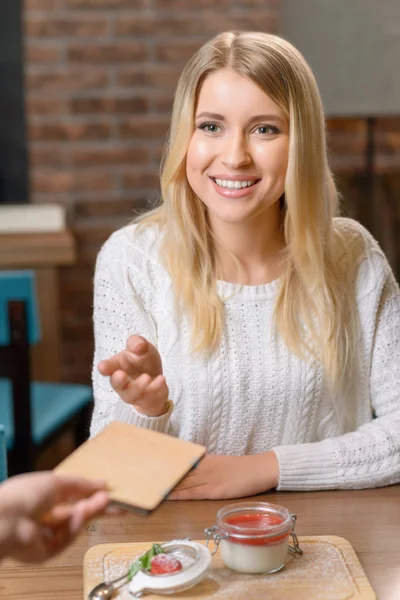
[196,111,225,120]
[195,111,285,126]
[248,114,285,126]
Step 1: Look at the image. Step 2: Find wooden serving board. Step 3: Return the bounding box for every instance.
[83,536,376,599]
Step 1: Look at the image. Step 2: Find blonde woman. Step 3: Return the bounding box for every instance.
[91,31,400,499]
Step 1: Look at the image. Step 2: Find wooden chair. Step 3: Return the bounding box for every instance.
[0,425,7,482]
[0,270,93,475]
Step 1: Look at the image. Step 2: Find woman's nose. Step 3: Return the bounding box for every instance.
[220,133,251,169]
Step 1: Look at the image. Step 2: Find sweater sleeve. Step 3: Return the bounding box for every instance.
[90,236,173,438]
[272,263,400,491]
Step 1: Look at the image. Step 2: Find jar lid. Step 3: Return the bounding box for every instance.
[216,502,293,542]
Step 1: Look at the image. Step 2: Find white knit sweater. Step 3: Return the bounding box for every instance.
[91,218,400,491]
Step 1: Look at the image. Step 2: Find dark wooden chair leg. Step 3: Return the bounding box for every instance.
[8,300,34,475]
[75,402,93,447]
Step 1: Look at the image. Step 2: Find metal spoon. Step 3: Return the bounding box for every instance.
[88,570,134,599]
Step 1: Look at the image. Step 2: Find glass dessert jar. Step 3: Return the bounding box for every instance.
[205,501,302,574]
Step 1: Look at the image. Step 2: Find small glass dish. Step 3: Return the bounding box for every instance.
[205,501,302,574]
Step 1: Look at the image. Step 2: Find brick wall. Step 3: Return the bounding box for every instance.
[23,0,399,383]
[23,0,280,383]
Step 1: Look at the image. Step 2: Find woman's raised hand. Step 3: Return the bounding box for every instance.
[98,335,169,416]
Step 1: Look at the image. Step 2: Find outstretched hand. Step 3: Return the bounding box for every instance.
[98,335,169,417]
[168,452,280,501]
[0,472,110,563]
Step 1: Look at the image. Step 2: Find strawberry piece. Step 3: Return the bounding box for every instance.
[150,554,183,575]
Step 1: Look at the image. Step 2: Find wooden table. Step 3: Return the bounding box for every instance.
[2,486,400,599]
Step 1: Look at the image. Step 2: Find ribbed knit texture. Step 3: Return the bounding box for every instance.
[91,218,400,490]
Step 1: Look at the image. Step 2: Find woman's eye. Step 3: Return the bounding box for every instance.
[198,122,221,133]
[255,125,280,135]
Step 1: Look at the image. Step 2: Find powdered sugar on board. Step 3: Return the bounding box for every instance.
[84,537,375,599]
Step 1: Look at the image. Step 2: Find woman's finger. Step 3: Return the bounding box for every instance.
[110,369,132,392]
[126,335,148,355]
[98,350,143,378]
[168,485,209,501]
[145,374,166,391]
[111,372,153,405]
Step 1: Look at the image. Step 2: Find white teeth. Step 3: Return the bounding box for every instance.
[214,178,256,189]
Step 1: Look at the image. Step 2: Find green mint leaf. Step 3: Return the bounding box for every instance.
[127,559,142,581]
[153,543,164,555]
[128,544,166,580]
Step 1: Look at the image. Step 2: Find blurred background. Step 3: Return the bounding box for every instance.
[0,0,399,471]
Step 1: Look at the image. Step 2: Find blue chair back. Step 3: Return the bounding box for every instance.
[0,270,41,346]
[0,425,7,482]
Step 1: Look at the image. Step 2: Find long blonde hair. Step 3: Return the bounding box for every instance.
[136,31,358,402]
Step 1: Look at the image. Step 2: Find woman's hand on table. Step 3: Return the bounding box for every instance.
[98,335,169,417]
[168,452,280,500]
[0,472,110,563]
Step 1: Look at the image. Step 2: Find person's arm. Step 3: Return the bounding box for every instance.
[0,472,109,563]
[272,261,400,491]
[91,241,173,438]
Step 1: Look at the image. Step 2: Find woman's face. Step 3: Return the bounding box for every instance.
[186,69,289,229]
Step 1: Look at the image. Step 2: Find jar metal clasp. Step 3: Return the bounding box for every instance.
[204,525,228,556]
[288,514,303,555]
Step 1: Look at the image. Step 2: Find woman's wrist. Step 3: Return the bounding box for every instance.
[252,451,280,491]
[134,399,173,418]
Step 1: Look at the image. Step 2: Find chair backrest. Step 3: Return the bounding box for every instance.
[0,270,38,472]
[0,270,41,346]
[0,425,7,482]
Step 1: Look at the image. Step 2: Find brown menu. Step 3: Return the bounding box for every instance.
[55,421,206,514]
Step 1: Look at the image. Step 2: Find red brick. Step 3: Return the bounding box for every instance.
[231,0,279,5]
[31,169,114,193]
[28,122,112,141]
[376,117,400,132]
[119,117,169,140]
[30,193,72,206]
[25,16,109,38]
[375,156,400,172]
[26,97,67,115]
[70,96,148,115]
[25,0,62,8]
[329,156,365,174]
[326,119,365,133]
[154,0,229,5]
[117,65,180,88]
[153,96,173,114]
[73,225,118,245]
[65,0,146,6]
[71,146,149,166]
[68,42,147,63]
[115,13,277,37]
[26,68,108,91]
[381,132,400,153]
[75,197,147,219]
[25,43,63,63]
[121,171,160,190]
[30,146,68,167]
[327,133,365,155]
[155,42,202,63]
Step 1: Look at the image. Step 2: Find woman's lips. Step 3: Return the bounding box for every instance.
[209,177,261,198]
